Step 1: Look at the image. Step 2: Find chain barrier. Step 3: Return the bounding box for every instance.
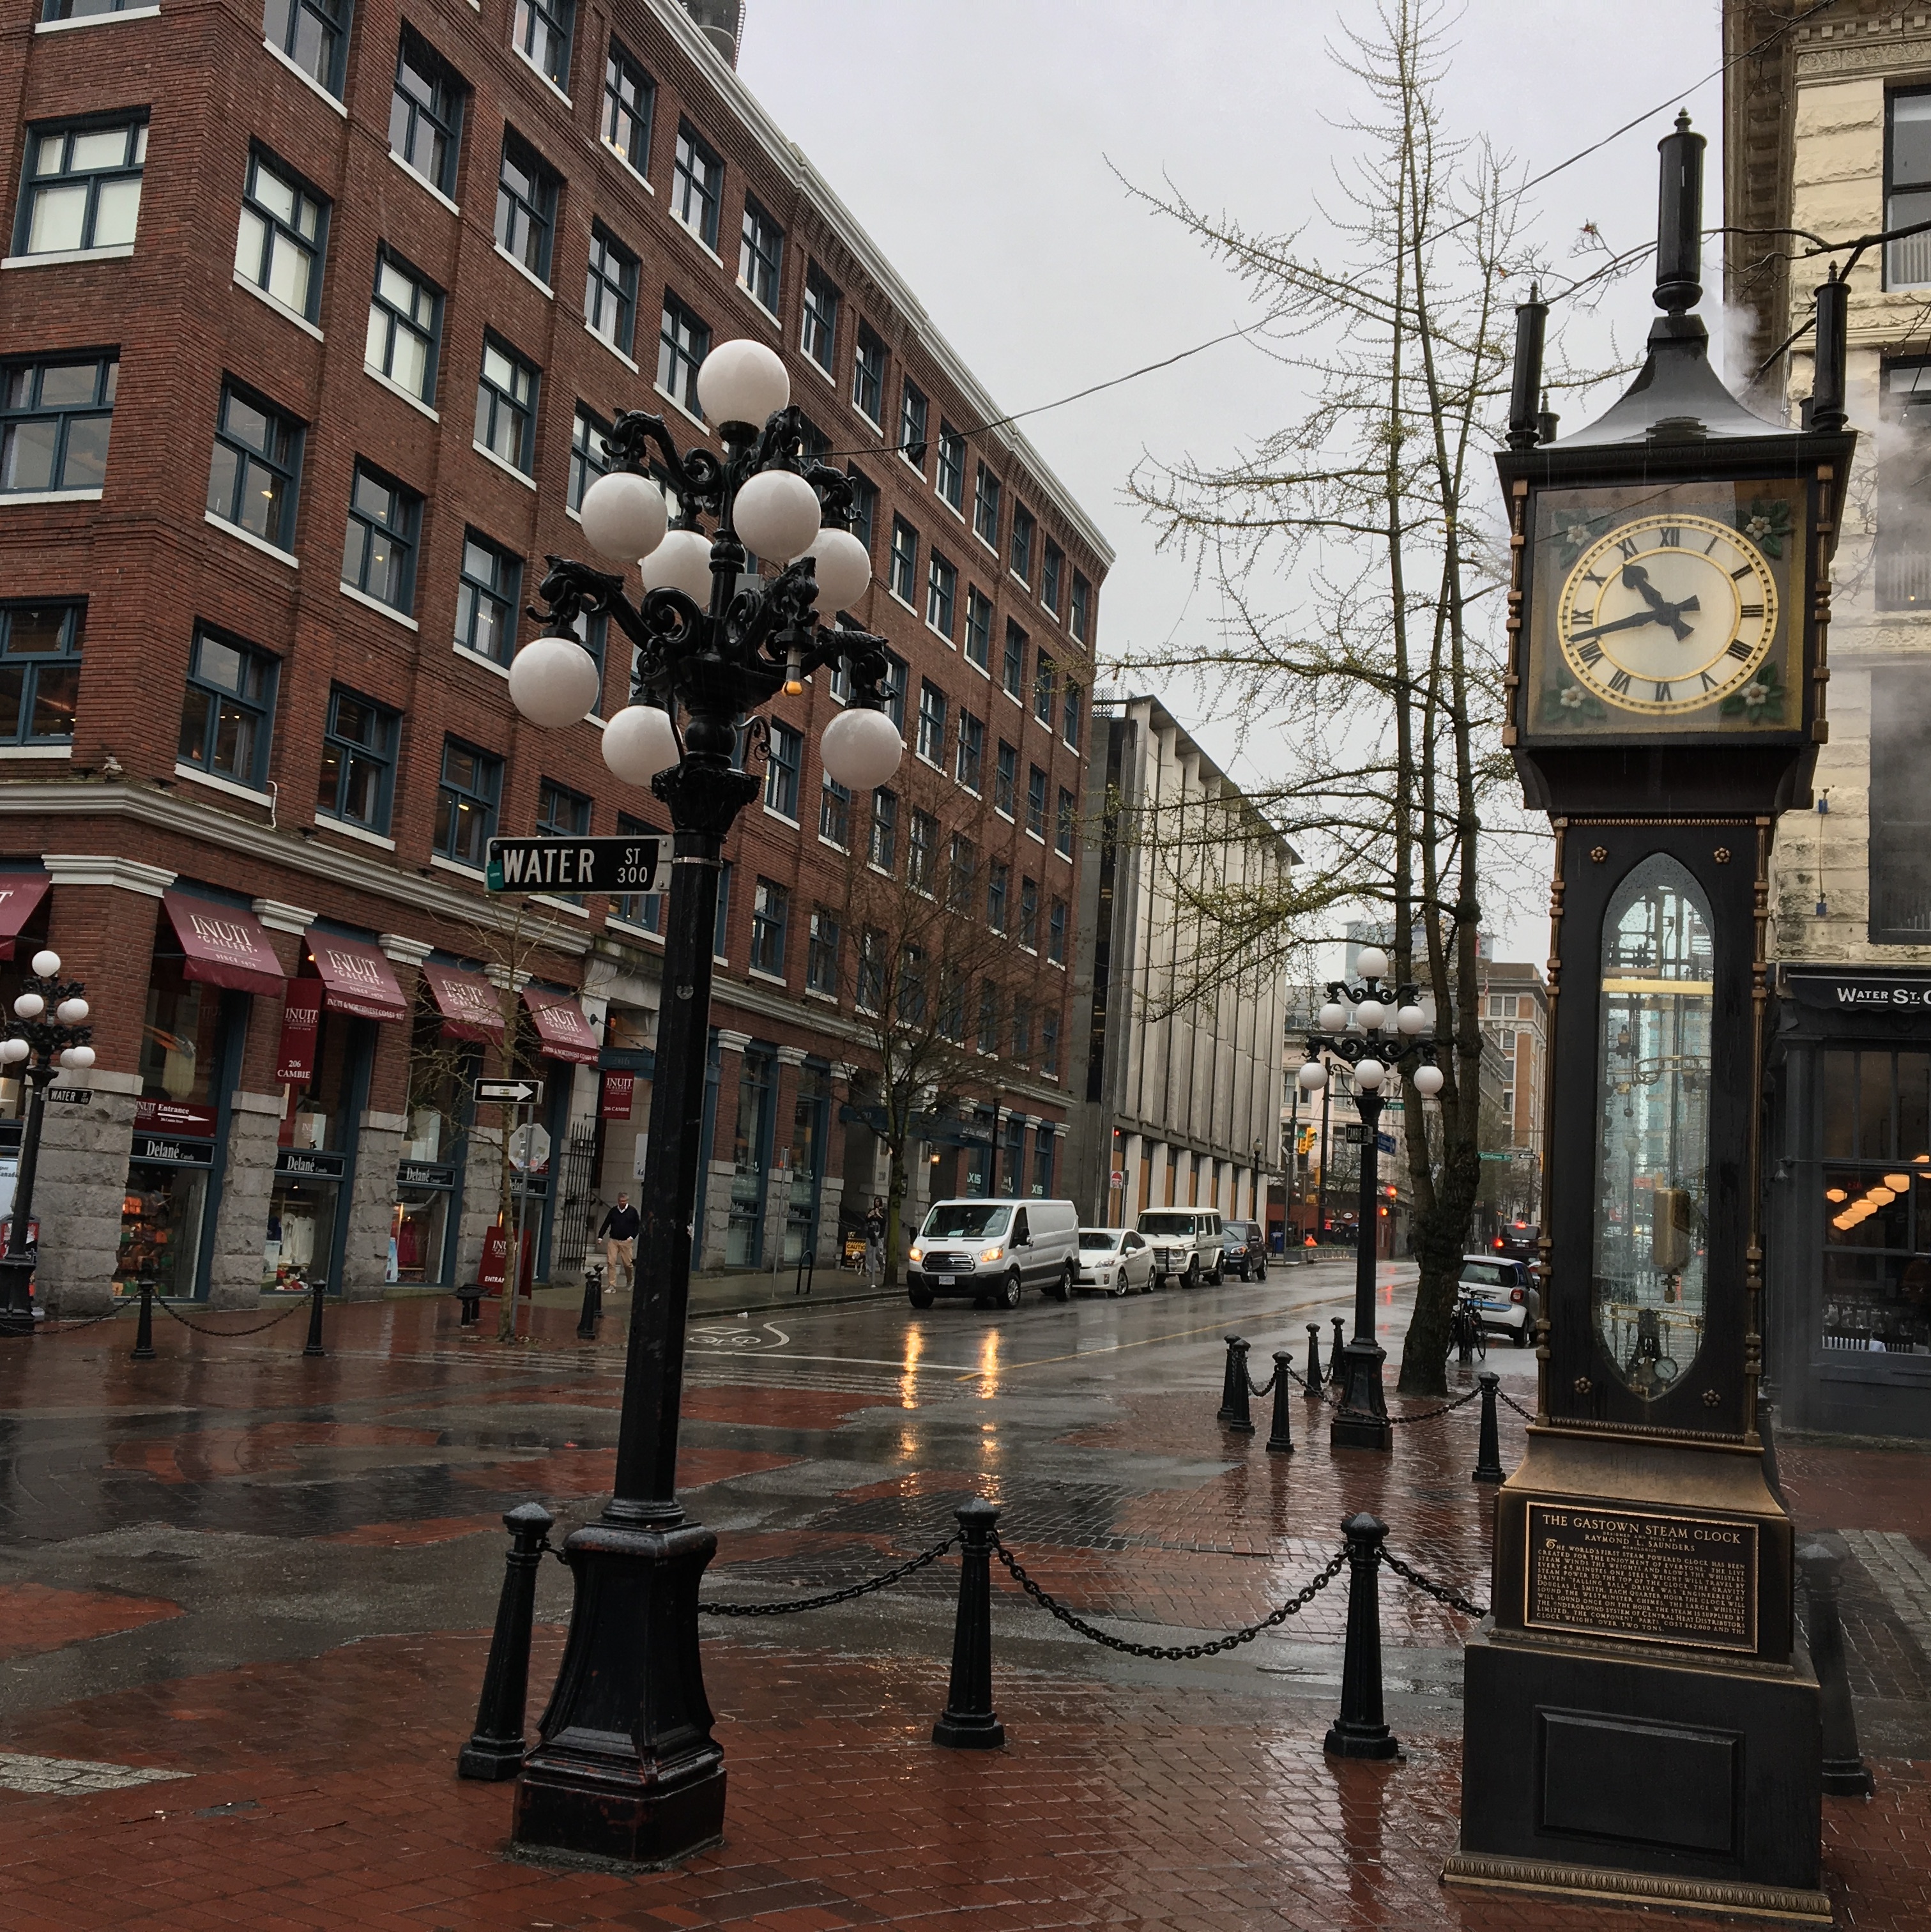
[1498,1388,1538,1423]
[991,1535,1347,1660]
[1378,1545,1490,1618]
[1244,1365,1281,1399]
[156,1294,315,1339]
[1280,1362,1339,1403]
[33,1304,128,1333]
[1385,1385,1483,1427]
[698,1534,959,1616]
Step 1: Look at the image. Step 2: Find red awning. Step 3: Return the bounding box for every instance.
[422,963,503,1042]
[523,988,599,1064]
[162,894,284,997]
[0,876,49,961]
[305,930,408,1022]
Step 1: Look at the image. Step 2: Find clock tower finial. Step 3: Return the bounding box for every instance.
[1654,109,1706,317]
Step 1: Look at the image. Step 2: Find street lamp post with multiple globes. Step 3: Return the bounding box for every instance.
[0,951,96,1338]
[1295,947,1442,1450]
[500,338,904,1866]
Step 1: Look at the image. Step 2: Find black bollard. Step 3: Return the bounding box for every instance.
[575,1265,602,1341]
[1797,1542,1874,1797]
[1324,1512,1398,1760]
[1472,1370,1504,1484]
[457,1501,555,1779]
[1226,1340,1255,1435]
[130,1275,156,1361]
[1216,1333,1244,1423]
[1304,1323,1324,1400]
[933,1498,1005,1749]
[302,1275,326,1358]
[1329,1315,1346,1385]
[1266,1351,1295,1454]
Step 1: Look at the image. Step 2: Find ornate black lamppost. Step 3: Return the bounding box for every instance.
[501,338,903,1866]
[0,949,96,1337]
[1294,946,1440,1450]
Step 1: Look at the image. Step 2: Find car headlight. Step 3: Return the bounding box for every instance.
[908,1246,923,1262]
[980,1245,1004,1263]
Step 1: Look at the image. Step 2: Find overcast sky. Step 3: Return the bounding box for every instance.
[738,1,1729,965]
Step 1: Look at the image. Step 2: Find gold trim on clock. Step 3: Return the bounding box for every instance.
[1555,512,1778,716]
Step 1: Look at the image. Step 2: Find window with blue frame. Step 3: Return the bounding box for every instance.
[1063,678,1082,748]
[206,379,303,551]
[1026,765,1048,838]
[390,29,466,197]
[434,739,500,866]
[611,811,663,931]
[1042,539,1064,613]
[236,145,326,319]
[917,682,946,765]
[512,0,574,90]
[847,467,878,555]
[995,741,1017,817]
[765,721,802,818]
[955,710,984,792]
[936,424,965,510]
[926,552,956,639]
[340,459,420,613]
[455,531,521,664]
[986,860,1009,933]
[584,224,639,356]
[475,334,539,472]
[807,907,840,996]
[263,0,351,96]
[899,378,927,469]
[973,463,1001,548]
[602,40,653,175]
[538,778,590,898]
[964,587,991,670]
[889,516,919,603]
[495,130,558,281]
[751,877,788,976]
[869,788,897,872]
[1034,652,1056,726]
[1056,786,1076,858]
[1019,876,1039,950]
[1010,502,1034,583]
[820,773,850,848]
[0,601,82,746]
[1048,897,1067,965]
[977,981,1000,1054]
[1033,1123,1056,1193]
[317,686,398,832]
[1002,619,1025,700]
[365,250,442,404]
[2,355,117,494]
[1071,571,1092,643]
[853,325,885,425]
[882,650,908,730]
[672,122,723,249]
[802,262,839,371]
[569,403,611,512]
[738,195,783,312]
[179,627,277,787]
[657,291,710,416]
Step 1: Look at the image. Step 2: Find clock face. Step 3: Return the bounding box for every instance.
[1557,514,1777,716]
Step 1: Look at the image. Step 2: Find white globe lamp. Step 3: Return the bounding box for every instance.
[733,470,823,561]
[793,528,871,608]
[1354,1058,1386,1091]
[56,998,88,1025]
[508,636,602,729]
[1297,1059,1328,1092]
[1356,946,1389,981]
[1355,999,1389,1032]
[13,993,43,1020]
[820,708,904,790]
[0,1038,27,1064]
[579,471,668,562]
[603,705,682,787]
[1396,1004,1426,1034]
[30,950,60,979]
[695,338,790,427]
[1412,1062,1445,1098]
[61,1045,94,1071]
[640,528,716,604]
[1318,1001,1348,1034]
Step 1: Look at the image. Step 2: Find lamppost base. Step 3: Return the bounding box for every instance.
[1323,1717,1400,1759]
[0,1255,34,1337]
[512,1514,726,1868]
[1329,1338,1393,1452]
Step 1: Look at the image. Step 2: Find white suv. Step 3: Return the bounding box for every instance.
[1136,1209,1225,1287]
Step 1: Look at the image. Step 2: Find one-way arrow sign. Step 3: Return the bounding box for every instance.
[477,1077,544,1105]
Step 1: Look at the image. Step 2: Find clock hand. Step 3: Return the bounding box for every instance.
[1566,609,1675,644]
[1622,562,1694,641]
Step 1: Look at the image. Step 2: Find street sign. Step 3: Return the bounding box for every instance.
[508,1123,553,1171]
[485,836,664,894]
[477,1077,544,1106]
[46,1087,91,1107]
[1110,1169,1125,1186]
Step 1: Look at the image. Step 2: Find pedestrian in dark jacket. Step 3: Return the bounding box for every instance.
[598,1193,641,1289]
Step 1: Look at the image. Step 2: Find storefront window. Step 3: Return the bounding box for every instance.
[266,1005,363,1289]
[141,956,222,1103]
[727,1051,771,1267]
[390,1185,448,1284]
[118,1166,209,1298]
[1819,1049,1931,1354]
[783,1068,826,1264]
[265,1174,337,1291]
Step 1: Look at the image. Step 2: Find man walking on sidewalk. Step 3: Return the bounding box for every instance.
[865,1198,887,1282]
[597,1192,641,1292]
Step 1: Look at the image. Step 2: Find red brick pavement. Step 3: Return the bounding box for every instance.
[0,1585,181,1660]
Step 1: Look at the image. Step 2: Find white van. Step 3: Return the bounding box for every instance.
[906,1198,1081,1309]
[1136,1208,1225,1287]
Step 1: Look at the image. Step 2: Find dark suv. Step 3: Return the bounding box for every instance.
[1492,1222,1540,1265]
[1219,1220,1269,1281]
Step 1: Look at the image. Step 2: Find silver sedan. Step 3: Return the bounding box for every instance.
[1075,1228,1158,1296]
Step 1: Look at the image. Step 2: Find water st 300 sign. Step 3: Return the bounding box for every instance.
[485,837,665,894]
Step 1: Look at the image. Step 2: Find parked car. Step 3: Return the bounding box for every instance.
[1075,1227,1157,1296]
[906,1198,1080,1309]
[1136,1208,1225,1287]
[1219,1220,1268,1281]
[1458,1254,1534,1344]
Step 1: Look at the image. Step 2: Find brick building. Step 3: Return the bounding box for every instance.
[0,0,1108,1308]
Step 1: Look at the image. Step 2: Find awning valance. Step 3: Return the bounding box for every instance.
[162,894,284,996]
[422,963,503,1041]
[523,988,599,1064]
[0,877,49,962]
[305,930,407,1022]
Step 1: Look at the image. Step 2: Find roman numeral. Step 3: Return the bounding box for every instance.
[1725,638,1753,660]
[1615,537,1641,560]
[1731,564,1755,581]
[1582,571,1605,586]
[1658,526,1681,547]
[1739,602,1764,618]
[1698,671,1720,692]
[1653,680,1673,702]
[1704,535,1721,555]
[1608,668,1633,695]
[1577,641,1604,666]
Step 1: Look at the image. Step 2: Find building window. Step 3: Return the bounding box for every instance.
[1042,539,1064,614]
[0,602,82,746]
[820,773,850,847]
[1034,651,1056,726]
[977,981,1000,1054]
[714,861,733,960]
[584,224,638,355]
[939,966,967,1042]
[1062,679,1082,749]
[1878,358,1931,610]
[17,118,146,258]
[973,463,1001,548]
[1055,786,1076,859]
[671,122,723,249]
[206,379,303,550]
[926,553,957,638]
[234,147,325,319]
[263,0,349,95]
[882,650,908,732]
[802,262,840,371]
[495,132,557,282]
[538,778,590,848]
[1048,898,1067,965]
[1010,502,1034,583]
[853,324,886,424]
[1002,620,1026,700]
[846,468,878,554]
[947,834,977,914]
[390,30,465,198]
[1871,664,1931,939]
[1033,1121,1057,1188]
[569,403,611,512]
[365,250,441,404]
[179,628,276,787]
[917,681,947,765]
[889,516,919,604]
[435,739,500,866]
[317,686,397,831]
[455,532,521,664]
[856,928,885,1013]
[986,861,1009,933]
[1889,91,1931,288]
[1019,876,1039,951]
[936,424,965,510]
[899,378,927,468]
[340,460,420,613]
[602,40,654,174]
[807,908,840,995]
[1012,995,1032,1061]
[611,809,663,930]
[749,878,788,976]
[956,710,984,792]
[2,355,116,496]
[995,740,1017,817]
[908,810,938,894]
[475,335,538,472]
[961,586,993,671]
[738,196,783,311]
[765,720,802,818]
[1071,571,1092,644]
[513,0,574,89]
[869,787,897,872]
[658,293,710,416]
[1026,765,1048,839]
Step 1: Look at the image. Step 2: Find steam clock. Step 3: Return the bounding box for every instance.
[1445,117,1850,1922]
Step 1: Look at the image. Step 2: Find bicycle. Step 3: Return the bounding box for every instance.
[1447,1293,1488,1365]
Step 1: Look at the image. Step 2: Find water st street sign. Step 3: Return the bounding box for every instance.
[485,836,664,894]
